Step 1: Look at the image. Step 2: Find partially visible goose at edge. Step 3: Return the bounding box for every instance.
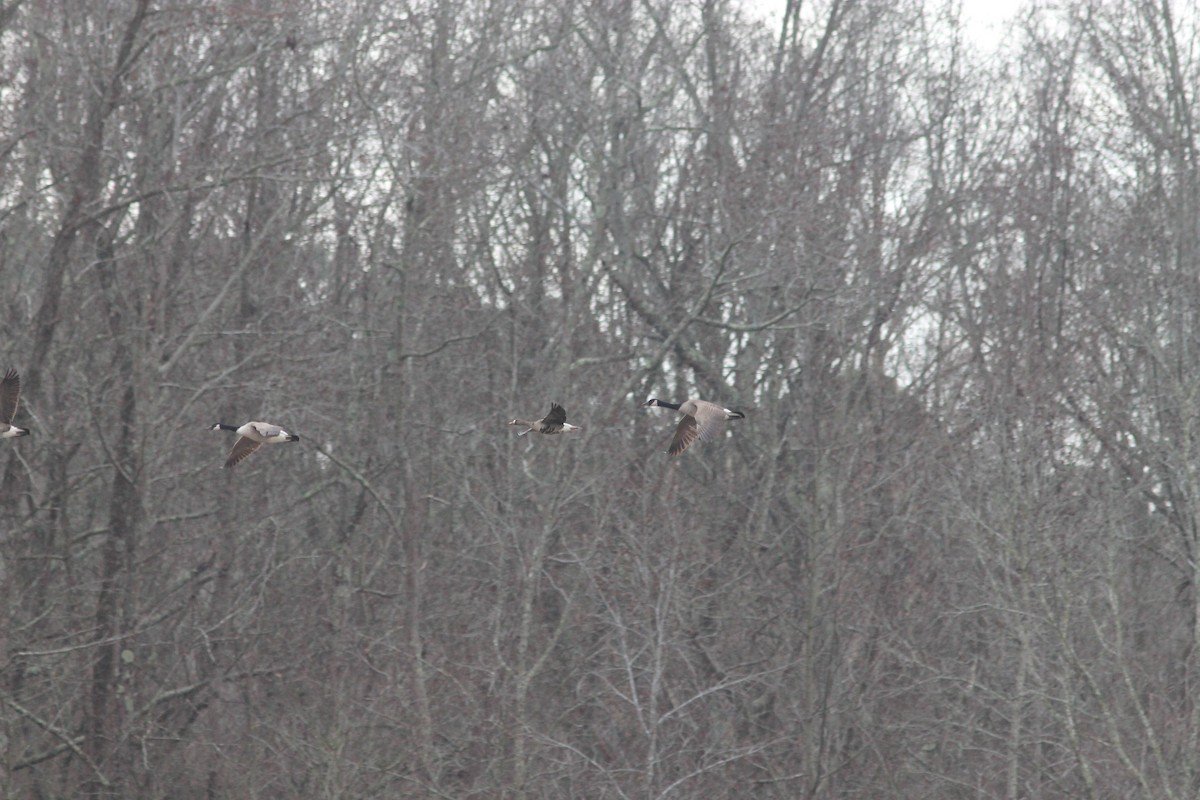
[0,369,30,439]
[210,420,300,468]
[508,403,582,436]
[644,397,744,456]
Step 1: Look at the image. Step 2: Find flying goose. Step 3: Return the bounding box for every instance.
[644,397,744,456]
[210,421,300,468]
[0,369,29,439]
[508,403,582,436]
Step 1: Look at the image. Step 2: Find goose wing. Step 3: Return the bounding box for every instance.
[542,404,568,426]
[225,437,263,468]
[691,402,731,443]
[0,369,20,425]
[667,416,700,456]
[248,422,286,439]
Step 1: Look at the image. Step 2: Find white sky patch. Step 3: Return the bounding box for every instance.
[957,0,1026,51]
[744,0,1026,51]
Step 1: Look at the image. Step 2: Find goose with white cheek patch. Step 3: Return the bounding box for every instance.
[644,397,744,456]
[210,421,300,468]
[508,403,582,436]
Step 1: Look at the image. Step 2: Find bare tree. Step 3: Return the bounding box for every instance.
[7,0,1200,797]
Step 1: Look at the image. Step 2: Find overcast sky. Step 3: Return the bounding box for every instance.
[747,0,1025,51]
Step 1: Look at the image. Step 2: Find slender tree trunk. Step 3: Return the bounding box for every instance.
[83,227,142,797]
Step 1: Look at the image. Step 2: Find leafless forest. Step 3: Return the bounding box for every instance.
[1,0,1199,796]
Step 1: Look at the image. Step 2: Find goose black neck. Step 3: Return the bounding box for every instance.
[657,400,682,410]
[215,423,239,431]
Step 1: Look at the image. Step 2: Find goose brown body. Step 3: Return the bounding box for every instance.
[644,397,744,456]
[210,421,300,468]
[508,403,582,436]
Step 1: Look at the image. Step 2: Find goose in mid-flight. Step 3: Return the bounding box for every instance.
[0,369,30,439]
[508,403,582,436]
[644,397,744,456]
[210,421,300,468]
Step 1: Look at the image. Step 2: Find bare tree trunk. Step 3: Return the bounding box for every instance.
[83,226,142,797]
